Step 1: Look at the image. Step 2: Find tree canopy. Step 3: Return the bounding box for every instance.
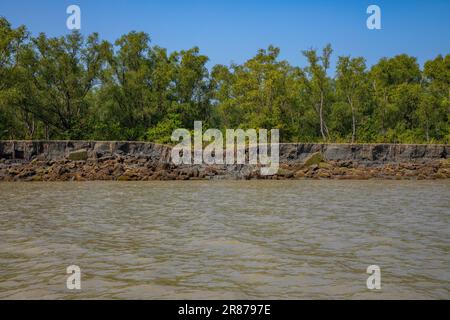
[0,17,448,143]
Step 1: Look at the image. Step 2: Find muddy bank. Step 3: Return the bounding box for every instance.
[0,141,448,181]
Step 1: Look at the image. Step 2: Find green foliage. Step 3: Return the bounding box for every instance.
[335,56,369,142]
[0,17,448,144]
[146,115,182,144]
[301,44,334,140]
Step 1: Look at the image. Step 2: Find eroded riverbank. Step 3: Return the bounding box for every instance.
[0,141,449,181]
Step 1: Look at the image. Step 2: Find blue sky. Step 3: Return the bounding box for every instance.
[1,0,449,71]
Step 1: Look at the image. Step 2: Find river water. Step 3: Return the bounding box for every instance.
[0,180,448,299]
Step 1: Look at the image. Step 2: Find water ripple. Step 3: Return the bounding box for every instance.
[0,180,449,299]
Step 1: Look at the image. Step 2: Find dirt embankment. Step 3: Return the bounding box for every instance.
[0,141,448,181]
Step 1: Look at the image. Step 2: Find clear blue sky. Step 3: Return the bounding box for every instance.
[1,0,449,71]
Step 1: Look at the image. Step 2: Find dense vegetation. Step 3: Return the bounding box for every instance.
[0,17,448,144]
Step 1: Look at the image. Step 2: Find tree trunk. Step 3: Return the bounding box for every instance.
[45,125,50,140]
[381,89,387,139]
[319,91,326,140]
[349,98,356,143]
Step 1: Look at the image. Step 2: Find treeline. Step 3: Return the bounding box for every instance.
[0,17,448,143]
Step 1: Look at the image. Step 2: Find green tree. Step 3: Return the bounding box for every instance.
[100,32,154,140]
[0,17,28,139]
[0,16,448,144]
[171,47,211,129]
[19,31,108,139]
[335,56,369,142]
[369,54,421,141]
[211,46,305,141]
[302,44,333,140]
[421,55,450,142]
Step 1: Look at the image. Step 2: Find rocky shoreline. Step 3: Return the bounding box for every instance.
[0,141,449,181]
